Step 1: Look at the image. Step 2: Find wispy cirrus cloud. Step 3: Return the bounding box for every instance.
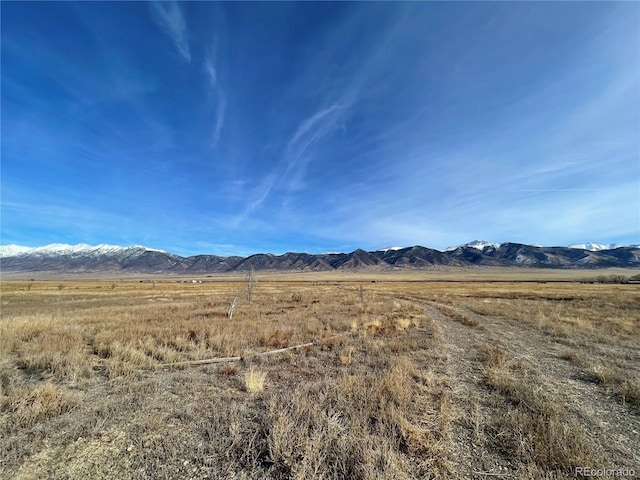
[213,94,226,147]
[232,174,278,228]
[286,103,348,163]
[204,54,218,88]
[283,102,349,190]
[204,40,226,147]
[150,1,191,62]
[234,102,349,219]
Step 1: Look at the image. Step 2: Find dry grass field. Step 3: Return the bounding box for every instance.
[1,275,639,479]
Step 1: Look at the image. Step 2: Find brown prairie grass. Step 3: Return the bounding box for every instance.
[0,278,637,479]
[481,345,602,473]
[455,285,639,340]
[0,382,77,432]
[1,280,441,478]
[431,302,482,328]
[561,351,640,407]
[266,356,451,479]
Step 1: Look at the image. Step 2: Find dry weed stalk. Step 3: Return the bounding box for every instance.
[228,292,238,319]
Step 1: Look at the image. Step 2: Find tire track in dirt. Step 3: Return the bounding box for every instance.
[422,304,518,479]
[456,303,640,468]
[423,300,640,473]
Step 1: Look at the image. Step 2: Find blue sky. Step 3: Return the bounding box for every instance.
[2,2,639,256]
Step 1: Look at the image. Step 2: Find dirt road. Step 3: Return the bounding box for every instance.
[416,298,640,478]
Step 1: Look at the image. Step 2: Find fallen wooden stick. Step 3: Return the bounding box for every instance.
[255,341,315,356]
[471,472,509,477]
[160,356,242,368]
[159,326,368,369]
[159,341,316,368]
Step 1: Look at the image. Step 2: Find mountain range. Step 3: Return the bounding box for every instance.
[1,241,639,275]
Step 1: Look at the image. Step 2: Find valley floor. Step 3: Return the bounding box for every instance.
[1,278,638,479]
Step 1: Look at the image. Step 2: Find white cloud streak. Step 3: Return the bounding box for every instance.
[150,1,191,62]
[282,102,350,191]
[213,93,226,147]
[204,56,217,88]
[286,103,346,162]
[227,174,279,230]
[231,102,350,223]
[204,40,226,148]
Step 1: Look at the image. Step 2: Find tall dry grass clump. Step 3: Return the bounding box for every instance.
[585,362,640,407]
[1,382,76,432]
[244,365,267,393]
[0,314,92,382]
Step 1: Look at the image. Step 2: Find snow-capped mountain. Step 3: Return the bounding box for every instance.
[446,240,639,252]
[0,245,33,257]
[567,242,631,251]
[0,243,182,275]
[0,243,164,258]
[377,246,406,253]
[1,241,638,275]
[445,240,502,252]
